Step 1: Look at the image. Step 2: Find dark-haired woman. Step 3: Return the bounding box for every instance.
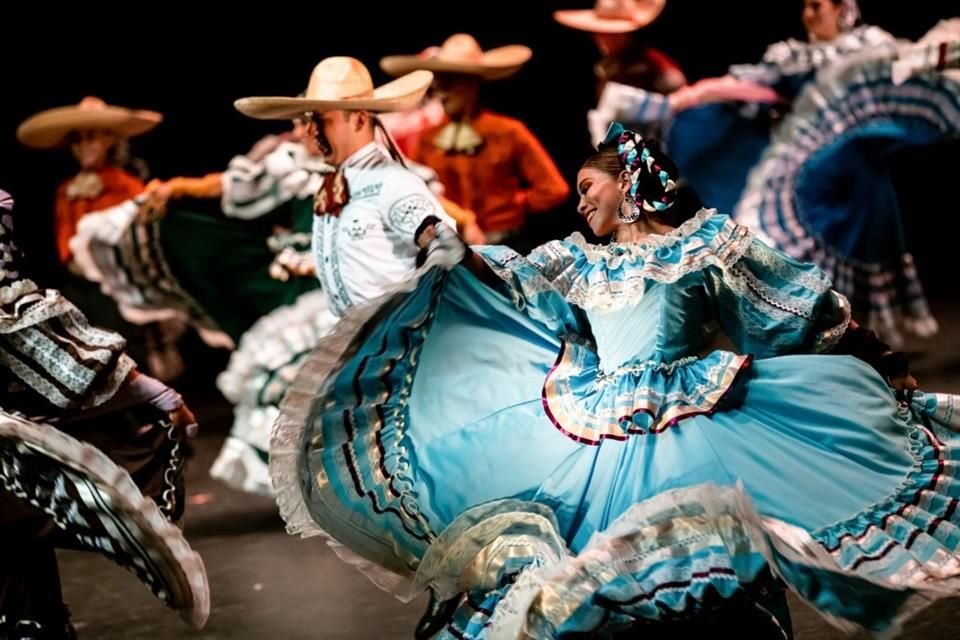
[592,2,960,346]
[0,189,208,638]
[269,123,960,638]
[591,0,890,177]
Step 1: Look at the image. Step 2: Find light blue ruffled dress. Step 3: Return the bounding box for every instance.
[272,210,960,638]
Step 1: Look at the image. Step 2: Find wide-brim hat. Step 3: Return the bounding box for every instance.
[17,96,162,149]
[380,33,532,81]
[235,57,433,120]
[554,0,666,34]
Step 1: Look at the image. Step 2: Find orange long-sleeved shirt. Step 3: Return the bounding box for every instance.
[411,111,569,234]
[54,166,144,264]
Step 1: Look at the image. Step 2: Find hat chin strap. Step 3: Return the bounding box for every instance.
[372,115,407,166]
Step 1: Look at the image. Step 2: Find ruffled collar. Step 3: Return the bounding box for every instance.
[567,208,719,263]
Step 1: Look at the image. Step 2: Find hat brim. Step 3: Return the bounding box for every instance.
[380,45,532,81]
[235,70,434,120]
[553,3,665,33]
[17,106,162,149]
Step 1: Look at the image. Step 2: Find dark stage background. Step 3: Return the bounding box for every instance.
[1,1,955,294]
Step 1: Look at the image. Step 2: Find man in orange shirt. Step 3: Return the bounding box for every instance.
[17,97,161,266]
[381,34,570,247]
[18,98,183,380]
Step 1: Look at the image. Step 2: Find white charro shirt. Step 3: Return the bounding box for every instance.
[312,142,454,317]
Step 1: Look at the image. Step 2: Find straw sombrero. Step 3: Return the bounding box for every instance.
[235,57,433,120]
[554,0,666,34]
[380,34,532,81]
[17,97,163,150]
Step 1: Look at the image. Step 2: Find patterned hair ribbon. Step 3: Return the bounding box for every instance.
[601,122,677,212]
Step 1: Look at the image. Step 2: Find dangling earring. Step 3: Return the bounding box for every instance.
[617,196,641,223]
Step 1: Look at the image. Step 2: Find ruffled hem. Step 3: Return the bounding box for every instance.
[416,393,960,638]
[213,291,338,497]
[69,198,232,349]
[0,411,209,629]
[1,287,81,333]
[0,278,38,306]
[216,290,336,405]
[1,288,135,411]
[270,242,464,600]
[209,435,273,496]
[735,43,960,346]
[812,393,960,584]
[413,500,568,602]
[433,485,958,638]
[542,343,752,444]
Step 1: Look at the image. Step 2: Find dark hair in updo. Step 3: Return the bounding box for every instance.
[581,138,702,227]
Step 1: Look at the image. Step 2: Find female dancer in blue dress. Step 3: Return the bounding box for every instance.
[590,0,893,211]
[595,1,960,345]
[270,123,958,638]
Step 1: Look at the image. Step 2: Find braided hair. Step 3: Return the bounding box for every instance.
[581,123,702,227]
